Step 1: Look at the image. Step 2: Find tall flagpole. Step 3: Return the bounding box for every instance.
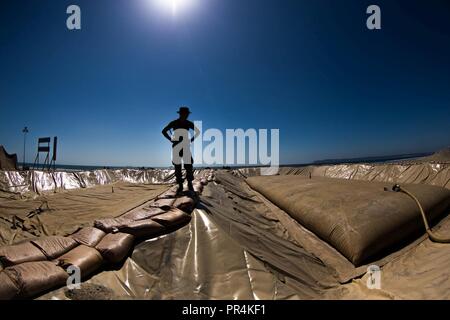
[22,126,29,170]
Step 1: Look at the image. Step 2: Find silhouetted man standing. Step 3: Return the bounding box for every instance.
[162,106,200,193]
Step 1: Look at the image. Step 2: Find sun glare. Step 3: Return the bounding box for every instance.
[151,0,195,16]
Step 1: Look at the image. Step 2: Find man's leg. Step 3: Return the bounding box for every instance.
[173,144,184,193]
[185,156,194,191]
[174,163,183,193]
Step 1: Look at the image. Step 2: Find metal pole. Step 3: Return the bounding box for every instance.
[22,127,28,170]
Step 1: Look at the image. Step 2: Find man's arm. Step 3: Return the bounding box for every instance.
[162,123,173,142]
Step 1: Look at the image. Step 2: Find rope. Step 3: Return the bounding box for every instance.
[392,184,450,243]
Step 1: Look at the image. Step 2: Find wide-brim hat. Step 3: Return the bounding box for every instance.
[177,106,191,114]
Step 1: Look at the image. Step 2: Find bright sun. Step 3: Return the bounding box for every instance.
[153,0,194,16]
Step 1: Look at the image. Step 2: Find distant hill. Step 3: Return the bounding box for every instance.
[419,147,450,162]
[313,152,433,165]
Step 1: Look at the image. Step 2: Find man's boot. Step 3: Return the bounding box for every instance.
[187,181,194,192]
[176,183,184,194]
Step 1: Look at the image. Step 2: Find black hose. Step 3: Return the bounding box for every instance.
[392,184,450,243]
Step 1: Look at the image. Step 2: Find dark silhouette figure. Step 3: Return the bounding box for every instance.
[162,106,200,193]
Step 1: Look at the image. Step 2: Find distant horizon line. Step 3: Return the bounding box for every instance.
[19,151,434,170]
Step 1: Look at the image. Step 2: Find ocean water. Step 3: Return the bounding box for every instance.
[20,151,432,172]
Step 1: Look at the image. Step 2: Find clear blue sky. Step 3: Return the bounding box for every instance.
[1,0,449,167]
